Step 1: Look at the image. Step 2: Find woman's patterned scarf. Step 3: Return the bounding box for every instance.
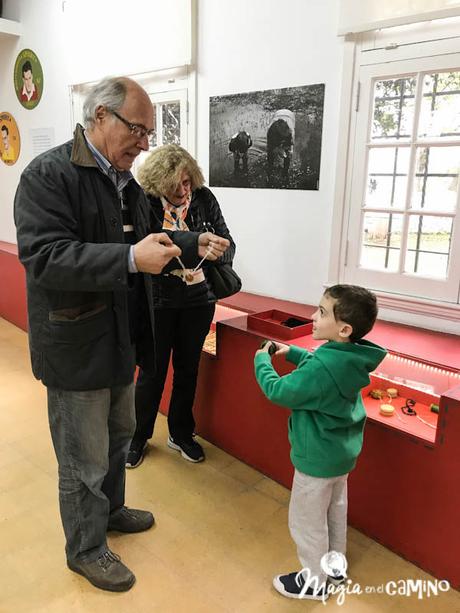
[161,194,191,231]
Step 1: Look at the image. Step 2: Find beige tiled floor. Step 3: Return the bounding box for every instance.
[0,316,459,612]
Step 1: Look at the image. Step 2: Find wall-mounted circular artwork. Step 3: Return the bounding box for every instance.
[14,48,44,109]
[0,112,21,165]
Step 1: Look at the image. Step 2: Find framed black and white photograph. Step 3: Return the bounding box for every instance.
[209,83,325,190]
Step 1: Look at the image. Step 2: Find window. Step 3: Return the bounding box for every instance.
[342,31,460,308]
[133,88,188,175]
[361,71,459,280]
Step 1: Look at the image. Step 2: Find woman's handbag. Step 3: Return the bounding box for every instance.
[207,262,242,299]
[196,195,242,299]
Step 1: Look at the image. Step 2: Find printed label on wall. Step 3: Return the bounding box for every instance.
[14,49,44,110]
[0,112,21,166]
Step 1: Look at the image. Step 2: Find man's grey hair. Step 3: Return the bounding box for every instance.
[82,77,127,128]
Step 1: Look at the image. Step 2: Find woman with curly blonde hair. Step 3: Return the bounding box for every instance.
[127,144,236,468]
[137,144,205,197]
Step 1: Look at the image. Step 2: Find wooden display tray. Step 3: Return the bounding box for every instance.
[247,310,313,340]
[363,375,439,444]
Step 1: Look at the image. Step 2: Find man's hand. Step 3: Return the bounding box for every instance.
[198,232,230,261]
[134,233,182,274]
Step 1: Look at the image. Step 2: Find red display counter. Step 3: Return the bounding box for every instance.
[160,305,460,588]
[0,241,27,331]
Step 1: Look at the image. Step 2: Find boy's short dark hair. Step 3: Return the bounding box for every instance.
[324,284,378,342]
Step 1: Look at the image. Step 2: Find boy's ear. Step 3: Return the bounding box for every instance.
[338,322,353,340]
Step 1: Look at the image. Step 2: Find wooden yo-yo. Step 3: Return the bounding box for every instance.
[386,388,398,399]
[260,339,277,356]
[380,403,394,416]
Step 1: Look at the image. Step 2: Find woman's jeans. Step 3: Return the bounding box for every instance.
[134,303,215,443]
[47,384,135,563]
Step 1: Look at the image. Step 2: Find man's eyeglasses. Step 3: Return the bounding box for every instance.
[109,110,156,145]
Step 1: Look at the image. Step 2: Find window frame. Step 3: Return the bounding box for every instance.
[346,57,460,302]
[329,20,460,329]
[132,86,189,177]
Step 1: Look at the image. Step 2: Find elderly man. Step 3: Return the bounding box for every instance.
[14,76,227,592]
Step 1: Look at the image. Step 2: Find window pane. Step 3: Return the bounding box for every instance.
[405,215,452,278]
[411,146,460,212]
[365,147,410,208]
[418,71,460,139]
[361,245,400,271]
[149,105,157,148]
[360,212,403,271]
[371,77,416,141]
[162,102,180,145]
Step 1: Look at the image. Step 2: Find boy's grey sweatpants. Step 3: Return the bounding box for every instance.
[289,469,348,587]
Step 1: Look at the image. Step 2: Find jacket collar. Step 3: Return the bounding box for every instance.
[70,123,99,168]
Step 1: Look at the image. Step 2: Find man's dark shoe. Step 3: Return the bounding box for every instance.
[126,439,147,469]
[273,571,328,600]
[167,435,205,463]
[67,549,135,592]
[108,506,154,533]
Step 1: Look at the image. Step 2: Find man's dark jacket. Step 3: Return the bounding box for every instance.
[14,124,200,390]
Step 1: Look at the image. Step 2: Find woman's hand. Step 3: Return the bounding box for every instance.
[198,232,230,261]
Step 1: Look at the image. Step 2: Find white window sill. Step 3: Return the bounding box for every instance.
[374,291,460,334]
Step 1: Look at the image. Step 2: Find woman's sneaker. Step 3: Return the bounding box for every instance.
[167,435,205,462]
[273,571,328,600]
[126,439,147,469]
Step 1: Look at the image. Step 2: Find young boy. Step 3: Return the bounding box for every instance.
[254,285,386,600]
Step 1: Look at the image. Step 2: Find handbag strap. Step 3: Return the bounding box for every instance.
[196,193,233,268]
[195,195,215,234]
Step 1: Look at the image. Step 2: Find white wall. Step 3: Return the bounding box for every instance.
[196,0,343,305]
[1,0,343,309]
[339,0,460,34]
[62,0,191,84]
[0,0,71,244]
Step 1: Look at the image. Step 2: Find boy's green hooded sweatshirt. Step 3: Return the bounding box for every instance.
[254,340,387,478]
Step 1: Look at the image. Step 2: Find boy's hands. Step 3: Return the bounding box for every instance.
[255,340,290,357]
[273,342,290,356]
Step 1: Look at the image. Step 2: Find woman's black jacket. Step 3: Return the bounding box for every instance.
[148,186,236,309]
